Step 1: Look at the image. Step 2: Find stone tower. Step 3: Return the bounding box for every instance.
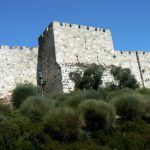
[38,21,117,94]
[1,21,150,101]
[38,21,150,95]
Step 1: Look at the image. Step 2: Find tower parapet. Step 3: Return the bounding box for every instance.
[1,21,150,101]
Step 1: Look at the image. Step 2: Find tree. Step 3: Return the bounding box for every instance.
[110,65,139,89]
[69,64,104,90]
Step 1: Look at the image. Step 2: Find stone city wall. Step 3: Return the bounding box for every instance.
[1,21,150,100]
[0,46,38,102]
[52,21,115,93]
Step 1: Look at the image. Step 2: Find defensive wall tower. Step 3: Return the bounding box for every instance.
[38,21,150,95]
[1,21,150,101]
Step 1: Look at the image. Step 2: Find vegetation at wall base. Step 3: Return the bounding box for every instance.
[12,83,39,109]
[69,64,105,90]
[1,65,150,149]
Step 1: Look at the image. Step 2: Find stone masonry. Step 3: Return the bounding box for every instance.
[38,21,150,95]
[1,21,150,101]
[0,46,38,102]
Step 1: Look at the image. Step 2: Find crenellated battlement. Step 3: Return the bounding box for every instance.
[117,50,148,55]
[53,21,110,32]
[0,45,38,51]
[39,21,111,40]
[1,21,150,102]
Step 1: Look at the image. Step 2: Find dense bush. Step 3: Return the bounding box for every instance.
[15,124,54,150]
[66,141,111,150]
[20,96,54,123]
[12,83,39,109]
[82,89,101,100]
[0,114,33,150]
[1,88,150,149]
[106,88,135,102]
[62,90,86,108]
[0,103,11,114]
[110,65,139,89]
[0,103,12,122]
[78,100,116,131]
[136,88,150,96]
[44,107,81,142]
[142,97,150,123]
[70,64,104,90]
[111,93,146,120]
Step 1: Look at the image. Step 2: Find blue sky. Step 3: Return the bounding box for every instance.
[0,0,150,50]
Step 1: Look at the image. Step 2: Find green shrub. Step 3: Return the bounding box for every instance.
[44,107,81,142]
[78,100,116,131]
[82,89,100,100]
[20,96,54,123]
[62,90,102,108]
[0,103,12,114]
[51,92,69,103]
[111,93,146,120]
[0,104,12,121]
[70,64,104,90]
[12,83,39,109]
[0,114,32,150]
[15,124,54,150]
[136,88,150,96]
[62,90,86,108]
[142,97,150,123]
[108,120,150,150]
[108,131,144,150]
[110,65,139,89]
[67,141,111,150]
[106,88,135,102]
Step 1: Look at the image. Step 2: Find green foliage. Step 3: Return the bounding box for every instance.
[106,88,135,102]
[0,103,11,114]
[66,141,111,150]
[78,100,116,131]
[82,89,101,100]
[12,83,39,109]
[2,87,150,149]
[0,114,32,150]
[110,65,139,89]
[44,107,81,142]
[136,88,150,96]
[20,96,54,123]
[110,120,150,150]
[62,89,103,108]
[15,124,54,150]
[0,103,12,122]
[70,64,104,90]
[60,90,86,108]
[111,93,146,120]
